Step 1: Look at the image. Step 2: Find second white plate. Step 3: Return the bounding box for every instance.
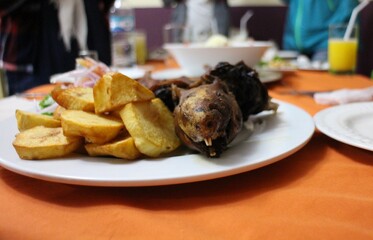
[314,102,373,151]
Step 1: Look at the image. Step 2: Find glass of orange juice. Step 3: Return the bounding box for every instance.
[134,30,147,65]
[328,24,358,74]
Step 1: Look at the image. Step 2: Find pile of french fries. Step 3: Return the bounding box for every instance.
[12,72,181,160]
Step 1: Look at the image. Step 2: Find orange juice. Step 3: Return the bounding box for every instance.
[135,31,147,65]
[328,39,358,73]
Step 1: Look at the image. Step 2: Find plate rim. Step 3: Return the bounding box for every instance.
[0,99,315,187]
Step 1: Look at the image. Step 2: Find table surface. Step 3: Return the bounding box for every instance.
[1,65,373,240]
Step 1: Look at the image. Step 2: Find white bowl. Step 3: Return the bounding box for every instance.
[164,41,272,76]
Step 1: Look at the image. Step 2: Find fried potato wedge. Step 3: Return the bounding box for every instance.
[53,105,66,121]
[85,136,142,160]
[120,98,180,157]
[51,86,94,112]
[94,72,155,114]
[16,109,61,131]
[61,110,124,144]
[12,126,83,160]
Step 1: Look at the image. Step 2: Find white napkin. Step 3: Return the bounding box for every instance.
[52,0,87,51]
[314,86,373,105]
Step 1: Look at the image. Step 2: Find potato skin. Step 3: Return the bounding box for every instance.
[53,105,66,121]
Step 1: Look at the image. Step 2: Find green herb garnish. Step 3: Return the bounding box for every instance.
[38,94,55,109]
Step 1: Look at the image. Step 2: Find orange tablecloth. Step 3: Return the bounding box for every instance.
[1,69,373,239]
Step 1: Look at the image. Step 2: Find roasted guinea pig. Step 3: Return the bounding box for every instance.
[173,80,243,157]
[137,62,277,158]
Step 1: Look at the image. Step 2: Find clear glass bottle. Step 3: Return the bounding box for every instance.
[110,0,135,33]
[110,0,136,67]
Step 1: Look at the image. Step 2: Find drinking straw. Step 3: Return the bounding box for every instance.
[343,0,370,40]
[239,10,254,39]
[211,18,219,35]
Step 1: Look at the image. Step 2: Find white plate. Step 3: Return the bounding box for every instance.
[297,65,329,71]
[0,100,314,186]
[151,69,195,79]
[256,70,283,83]
[152,69,282,83]
[314,102,373,151]
[50,67,147,84]
[115,66,147,79]
[277,50,299,59]
[164,41,271,76]
[293,55,329,71]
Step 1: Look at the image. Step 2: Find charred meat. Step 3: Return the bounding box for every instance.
[173,80,243,157]
[202,61,274,121]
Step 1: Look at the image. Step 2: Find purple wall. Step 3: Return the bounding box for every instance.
[135,8,172,52]
[134,6,372,77]
[134,6,287,52]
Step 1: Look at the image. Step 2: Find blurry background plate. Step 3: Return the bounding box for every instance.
[164,41,271,77]
[50,66,148,84]
[295,55,329,71]
[262,65,297,73]
[151,69,197,80]
[297,63,329,71]
[277,50,299,59]
[256,70,283,83]
[115,66,147,79]
[152,68,282,83]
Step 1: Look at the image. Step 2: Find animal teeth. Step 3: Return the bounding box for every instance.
[209,149,217,157]
[204,138,212,146]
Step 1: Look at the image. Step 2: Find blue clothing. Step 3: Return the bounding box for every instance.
[283,0,358,57]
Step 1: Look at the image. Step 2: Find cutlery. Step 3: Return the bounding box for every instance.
[275,89,332,97]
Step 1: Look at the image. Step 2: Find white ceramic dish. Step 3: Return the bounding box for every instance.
[0,99,314,187]
[295,56,329,71]
[297,63,329,71]
[50,67,146,84]
[50,66,147,84]
[152,69,282,84]
[256,70,283,83]
[277,50,299,59]
[164,41,271,77]
[151,69,191,79]
[261,65,297,73]
[115,66,147,79]
[314,102,373,151]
